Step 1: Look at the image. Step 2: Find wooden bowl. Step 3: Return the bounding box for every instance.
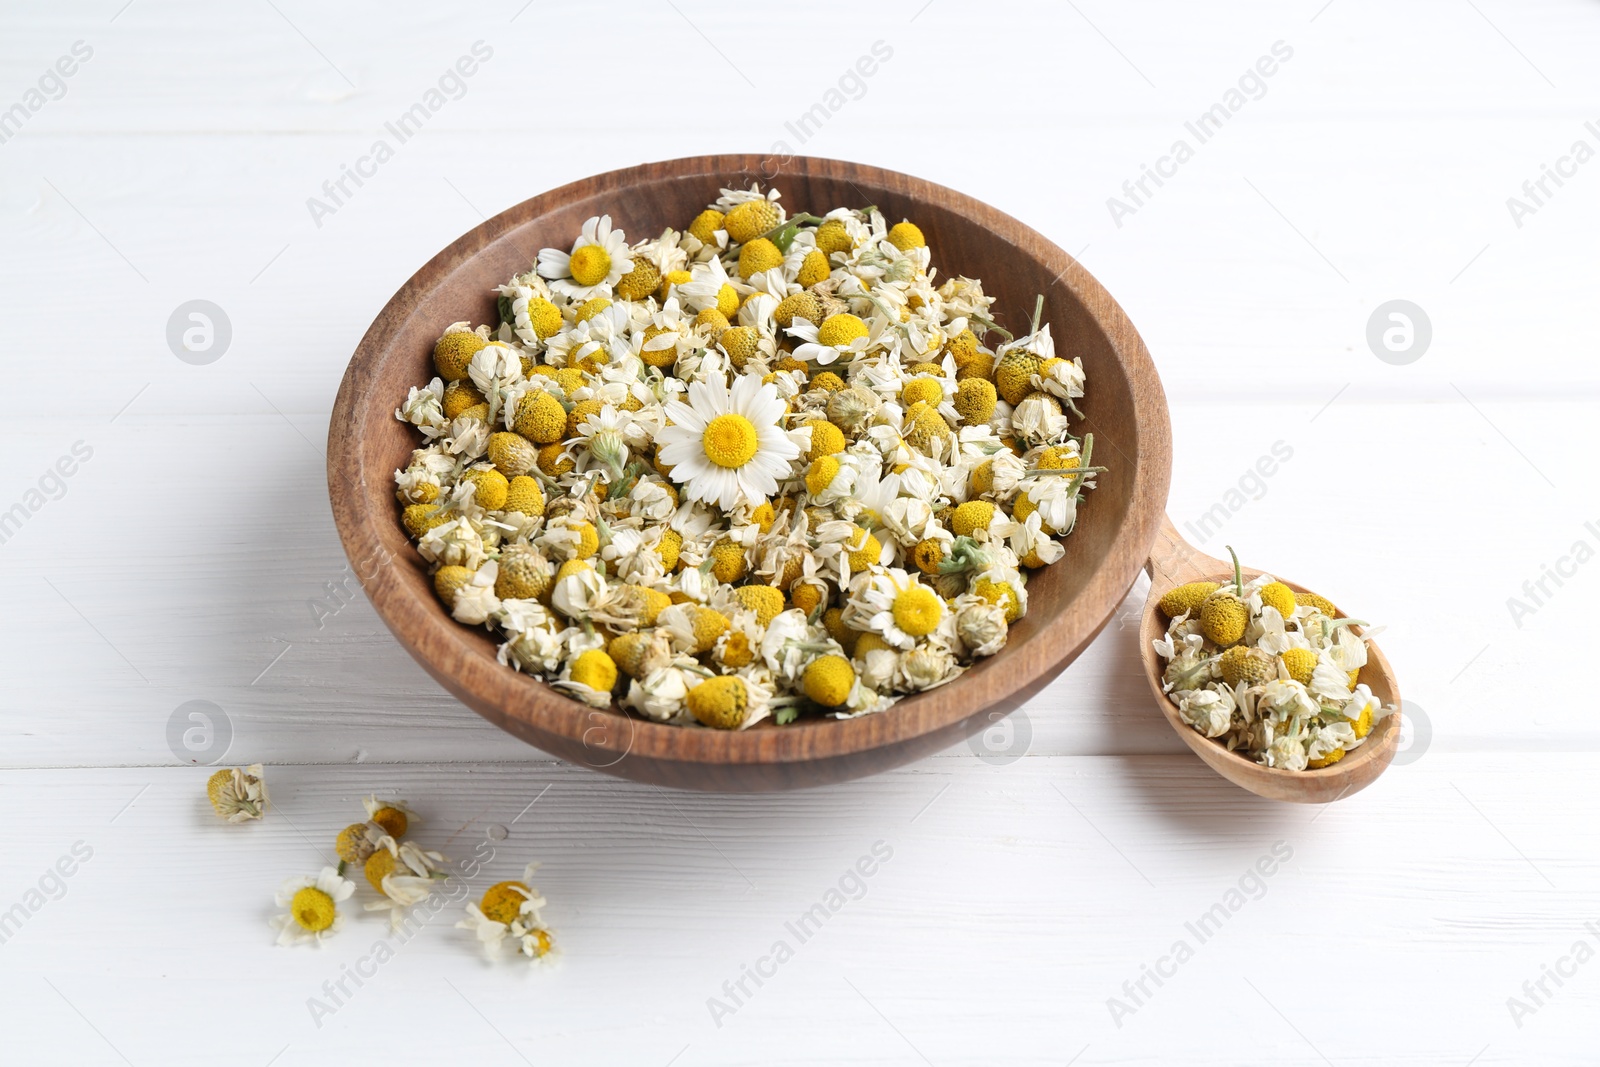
[1138,517,1402,803]
[328,154,1172,791]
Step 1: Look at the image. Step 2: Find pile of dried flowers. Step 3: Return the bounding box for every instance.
[1153,550,1393,771]
[394,185,1100,728]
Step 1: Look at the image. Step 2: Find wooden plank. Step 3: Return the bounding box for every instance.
[0,755,1593,1064]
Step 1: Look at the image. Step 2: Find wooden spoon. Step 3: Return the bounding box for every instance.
[1138,516,1402,803]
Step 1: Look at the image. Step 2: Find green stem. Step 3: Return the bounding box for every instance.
[1029,294,1045,336]
[1064,434,1096,502]
[1025,465,1109,477]
[1225,544,1243,597]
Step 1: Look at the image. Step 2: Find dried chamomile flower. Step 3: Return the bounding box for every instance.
[362,795,418,838]
[206,764,269,823]
[363,835,449,929]
[335,821,385,866]
[1152,546,1395,770]
[457,863,557,963]
[271,866,354,947]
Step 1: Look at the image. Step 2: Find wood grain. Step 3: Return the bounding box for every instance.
[327,154,1173,791]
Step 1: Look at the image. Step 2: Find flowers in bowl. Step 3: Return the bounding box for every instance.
[393,185,1100,729]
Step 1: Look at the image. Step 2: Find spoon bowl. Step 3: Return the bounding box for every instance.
[1139,516,1402,803]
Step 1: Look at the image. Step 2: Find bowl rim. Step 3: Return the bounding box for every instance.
[328,152,1173,773]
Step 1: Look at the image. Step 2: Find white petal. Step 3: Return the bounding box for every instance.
[663,401,705,432]
[537,249,570,279]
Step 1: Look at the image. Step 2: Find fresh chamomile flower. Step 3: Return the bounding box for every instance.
[537,214,633,299]
[786,313,886,365]
[656,372,801,511]
[457,863,557,963]
[271,866,355,947]
[206,764,269,823]
[847,568,948,651]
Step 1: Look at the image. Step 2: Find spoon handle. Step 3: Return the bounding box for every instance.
[1144,514,1232,593]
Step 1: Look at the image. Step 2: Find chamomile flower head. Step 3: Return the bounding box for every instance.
[456,862,556,963]
[271,866,354,947]
[335,821,384,865]
[361,836,447,930]
[656,372,801,511]
[849,568,948,650]
[206,764,269,823]
[537,214,633,299]
[362,796,418,839]
[786,313,885,366]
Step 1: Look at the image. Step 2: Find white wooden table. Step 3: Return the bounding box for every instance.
[3,1,1596,1063]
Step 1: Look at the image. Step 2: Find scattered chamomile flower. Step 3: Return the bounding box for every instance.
[271,866,355,947]
[363,835,449,929]
[362,795,417,839]
[457,863,557,963]
[206,764,269,823]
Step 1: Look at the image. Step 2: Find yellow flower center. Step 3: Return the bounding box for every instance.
[790,581,823,615]
[911,538,945,575]
[951,500,995,537]
[817,313,868,348]
[716,283,740,318]
[480,881,530,925]
[687,675,750,729]
[291,886,336,932]
[891,583,943,638]
[734,584,785,626]
[525,297,562,339]
[526,928,554,957]
[846,527,882,570]
[364,849,398,893]
[887,221,926,251]
[901,378,943,408]
[570,649,618,692]
[568,244,612,286]
[702,413,759,468]
[335,823,374,864]
[718,630,756,668]
[802,654,855,707]
[689,606,731,653]
[370,806,408,838]
[573,296,611,323]
[805,455,839,496]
